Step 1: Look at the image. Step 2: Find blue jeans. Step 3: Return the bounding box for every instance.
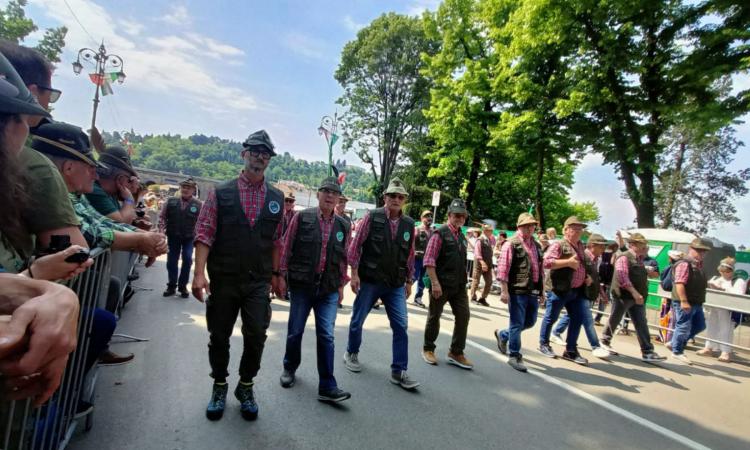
[167,236,194,288]
[413,258,426,299]
[499,294,539,357]
[347,281,409,373]
[539,289,587,352]
[85,308,117,372]
[553,299,601,348]
[283,288,339,390]
[670,301,706,354]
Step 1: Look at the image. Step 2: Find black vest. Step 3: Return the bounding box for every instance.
[287,208,350,294]
[415,226,430,258]
[671,260,708,305]
[550,239,585,296]
[206,178,283,282]
[507,236,543,295]
[165,197,202,239]
[434,225,468,289]
[583,251,602,301]
[610,252,648,301]
[477,234,494,265]
[358,208,415,288]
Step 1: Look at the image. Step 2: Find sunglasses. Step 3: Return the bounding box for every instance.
[284,198,295,203]
[319,188,340,196]
[37,85,62,103]
[248,149,272,160]
[387,193,406,200]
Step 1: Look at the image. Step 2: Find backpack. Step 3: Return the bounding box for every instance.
[660,260,682,291]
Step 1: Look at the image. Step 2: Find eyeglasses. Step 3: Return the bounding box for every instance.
[37,85,62,103]
[248,150,272,161]
[284,198,295,203]
[319,188,340,196]
[387,193,406,200]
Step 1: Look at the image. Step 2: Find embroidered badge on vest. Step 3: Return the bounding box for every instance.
[403,231,410,241]
[336,231,344,242]
[268,200,280,214]
[190,205,198,213]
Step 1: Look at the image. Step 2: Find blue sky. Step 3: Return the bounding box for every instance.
[16,0,750,244]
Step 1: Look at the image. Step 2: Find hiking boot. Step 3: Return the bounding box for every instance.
[672,353,692,365]
[234,382,259,421]
[318,387,351,403]
[205,383,228,421]
[642,352,666,362]
[178,286,190,298]
[422,350,438,365]
[591,347,611,359]
[477,298,490,307]
[599,343,619,356]
[562,351,588,365]
[343,352,361,373]
[550,333,566,346]
[280,369,295,388]
[163,286,176,297]
[538,343,556,358]
[508,355,527,373]
[447,352,474,370]
[98,350,135,366]
[494,329,507,355]
[390,371,420,390]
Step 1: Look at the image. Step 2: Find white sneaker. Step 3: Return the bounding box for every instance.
[672,353,692,365]
[599,343,618,356]
[550,333,566,346]
[592,347,611,359]
[343,352,362,372]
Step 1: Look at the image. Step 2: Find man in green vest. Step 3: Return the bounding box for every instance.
[278,177,351,402]
[412,210,434,308]
[192,129,285,421]
[422,198,474,370]
[159,177,202,298]
[343,177,420,390]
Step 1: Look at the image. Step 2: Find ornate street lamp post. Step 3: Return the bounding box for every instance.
[72,42,126,131]
[318,111,347,177]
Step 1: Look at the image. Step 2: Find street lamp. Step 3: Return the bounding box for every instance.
[72,42,126,131]
[318,111,347,177]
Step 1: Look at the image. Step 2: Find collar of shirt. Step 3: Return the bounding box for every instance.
[585,248,601,264]
[239,171,265,188]
[385,208,403,220]
[317,207,335,223]
[447,223,461,240]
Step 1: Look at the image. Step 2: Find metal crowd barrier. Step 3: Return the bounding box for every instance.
[1,248,112,450]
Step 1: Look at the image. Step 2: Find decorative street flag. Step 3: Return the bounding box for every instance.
[101,77,114,96]
[330,132,339,147]
[89,72,118,95]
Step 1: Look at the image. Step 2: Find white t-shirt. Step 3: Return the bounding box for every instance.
[709,276,747,295]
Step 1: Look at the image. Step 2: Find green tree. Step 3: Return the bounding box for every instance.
[0,0,67,63]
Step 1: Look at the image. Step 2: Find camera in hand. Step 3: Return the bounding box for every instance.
[47,234,71,254]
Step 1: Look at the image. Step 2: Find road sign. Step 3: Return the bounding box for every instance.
[431,191,441,207]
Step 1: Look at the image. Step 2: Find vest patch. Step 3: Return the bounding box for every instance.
[403,231,410,241]
[190,205,198,213]
[268,200,280,214]
[336,231,344,242]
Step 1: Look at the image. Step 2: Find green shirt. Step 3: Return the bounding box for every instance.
[85,181,121,217]
[0,232,25,274]
[18,146,79,256]
[70,193,137,250]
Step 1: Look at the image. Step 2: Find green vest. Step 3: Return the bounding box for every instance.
[434,225,468,289]
[507,236,543,295]
[671,260,708,305]
[287,208,349,294]
[206,178,283,282]
[165,197,202,239]
[358,208,415,288]
[610,251,647,301]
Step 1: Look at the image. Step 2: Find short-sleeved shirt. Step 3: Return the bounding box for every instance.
[18,146,79,255]
[85,181,121,216]
[0,232,25,274]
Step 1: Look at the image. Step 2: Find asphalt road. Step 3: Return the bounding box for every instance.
[71,261,750,450]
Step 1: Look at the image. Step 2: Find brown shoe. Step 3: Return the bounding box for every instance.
[422,350,438,365]
[98,350,135,366]
[447,352,474,370]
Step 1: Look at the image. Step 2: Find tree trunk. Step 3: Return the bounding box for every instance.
[535,145,546,229]
[662,140,687,228]
[466,101,493,213]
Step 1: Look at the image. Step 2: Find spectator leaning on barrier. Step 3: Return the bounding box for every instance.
[192,129,285,422]
[412,209,434,308]
[86,144,140,224]
[670,237,712,365]
[158,177,202,298]
[470,224,496,307]
[701,257,746,363]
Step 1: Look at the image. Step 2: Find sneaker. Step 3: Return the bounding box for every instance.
[599,343,619,356]
[447,352,474,370]
[280,369,295,388]
[617,328,630,336]
[98,350,135,366]
[477,298,490,307]
[494,329,507,355]
[550,333,566,346]
[508,355,527,372]
[343,352,361,373]
[162,286,176,297]
[372,301,381,310]
[538,344,556,358]
[234,382,259,421]
[470,297,478,304]
[591,347,611,359]
[178,287,190,299]
[318,387,351,403]
[414,298,426,308]
[205,383,228,421]
[642,352,667,362]
[390,371,420,390]
[672,353,692,365]
[562,351,588,365]
[422,350,438,365]
[665,341,673,350]
[594,320,603,327]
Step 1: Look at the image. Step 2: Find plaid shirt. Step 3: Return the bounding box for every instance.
[281,208,349,286]
[347,210,415,280]
[423,223,461,268]
[674,257,703,284]
[70,193,137,249]
[474,234,496,263]
[543,238,586,289]
[496,231,540,283]
[614,250,643,289]
[194,172,283,248]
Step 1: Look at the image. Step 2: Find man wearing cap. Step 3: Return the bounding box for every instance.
[158,177,202,298]
[85,145,140,224]
[550,234,612,360]
[493,213,545,371]
[192,129,285,421]
[669,238,711,365]
[599,233,666,362]
[470,224,496,307]
[538,216,591,364]
[343,177,420,390]
[278,177,351,403]
[282,190,296,235]
[0,41,88,255]
[334,194,352,227]
[412,210,434,308]
[422,198,474,370]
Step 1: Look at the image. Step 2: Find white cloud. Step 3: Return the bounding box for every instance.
[282,32,329,61]
[185,33,245,58]
[343,15,366,32]
[118,18,144,36]
[406,0,441,16]
[160,5,191,26]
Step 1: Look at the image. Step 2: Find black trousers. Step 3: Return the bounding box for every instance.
[601,296,654,354]
[206,278,272,381]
